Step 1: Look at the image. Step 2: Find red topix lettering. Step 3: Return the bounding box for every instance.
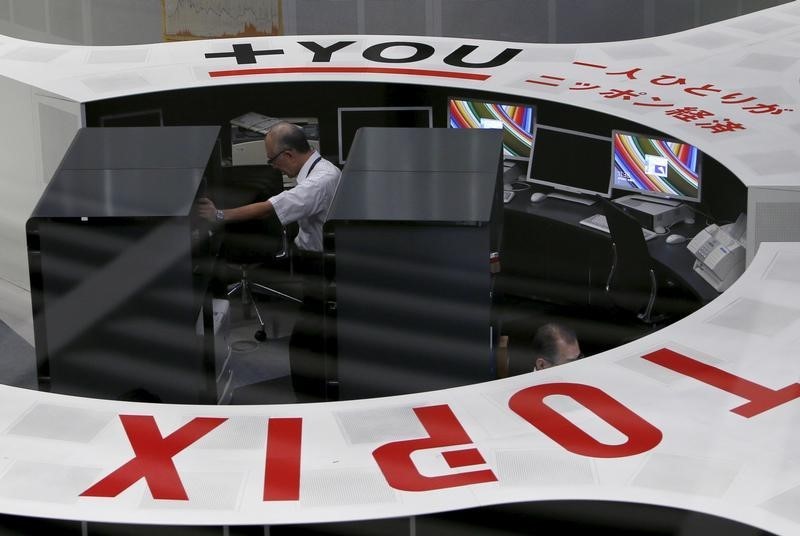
[509,383,662,457]
[643,348,800,418]
[373,405,497,492]
[263,418,303,501]
[81,415,226,500]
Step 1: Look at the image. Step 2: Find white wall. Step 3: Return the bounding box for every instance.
[0,77,81,291]
[0,0,163,46]
[0,76,44,290]
[747,187,800,264]
[0,77,81,341]
[0,0,793,46]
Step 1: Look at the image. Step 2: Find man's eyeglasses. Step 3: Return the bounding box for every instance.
[267,150,288,166]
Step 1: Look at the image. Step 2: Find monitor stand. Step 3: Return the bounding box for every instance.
[625,194,682,207]
[547,192,597,206]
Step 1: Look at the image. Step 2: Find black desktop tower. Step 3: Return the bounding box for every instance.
[27,126,223,403]
[324,127,504,400]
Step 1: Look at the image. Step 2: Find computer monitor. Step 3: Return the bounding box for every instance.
[447,97,535,161]
[611,130,702,202]
[99,108,163,127]
[527,126,613,198]
[337,106,433,164]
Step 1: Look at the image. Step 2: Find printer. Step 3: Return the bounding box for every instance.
[231,112,320,166]
[686,214,747,292]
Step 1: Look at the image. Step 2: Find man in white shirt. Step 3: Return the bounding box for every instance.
[197,121,340,254]
[198,121,341,402]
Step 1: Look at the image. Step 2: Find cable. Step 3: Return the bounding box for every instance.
[509,181,532,193]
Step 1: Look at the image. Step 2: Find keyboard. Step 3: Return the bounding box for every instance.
[503,190,515,203]
[579,213,659,241]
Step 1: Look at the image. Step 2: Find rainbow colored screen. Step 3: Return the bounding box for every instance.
[612,131,701,202]
[448,98,535,160]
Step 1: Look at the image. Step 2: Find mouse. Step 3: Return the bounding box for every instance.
[530,192,547,203]
[666,234,688,245]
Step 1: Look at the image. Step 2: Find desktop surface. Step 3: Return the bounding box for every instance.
[502,189,719,305]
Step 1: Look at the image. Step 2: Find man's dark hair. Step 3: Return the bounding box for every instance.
[271,121,311,153]
[531,323,578,364]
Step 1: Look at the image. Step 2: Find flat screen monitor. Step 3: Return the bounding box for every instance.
[527,126,613,198]
[611,130,702,202]
[337,106,433,164]
[447,97,535,161]
[99,108,163,127]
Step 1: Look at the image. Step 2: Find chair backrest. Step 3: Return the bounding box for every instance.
[223,164,284,205]
[219,165,287,262]
[221,211,285,264]
[599,198,657,317]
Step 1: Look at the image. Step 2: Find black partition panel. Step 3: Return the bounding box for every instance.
[325,128,504,400]
[27,126,223,404]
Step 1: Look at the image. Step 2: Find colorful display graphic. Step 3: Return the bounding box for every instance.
[612,131,701,201]
[448,98,534,160]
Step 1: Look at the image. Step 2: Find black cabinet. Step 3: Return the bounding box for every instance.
[27,126,223,403]
[324,127,504,400]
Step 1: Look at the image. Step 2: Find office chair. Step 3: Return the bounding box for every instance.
[217,165,301,341]
[600,198,664,325]
[223,218,302,341]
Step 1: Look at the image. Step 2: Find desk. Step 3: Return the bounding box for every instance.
[500,187,719,307]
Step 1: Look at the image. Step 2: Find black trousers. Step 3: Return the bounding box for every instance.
[288,249,328,402]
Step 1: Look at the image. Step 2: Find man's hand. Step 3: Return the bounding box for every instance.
[195,198,217,222]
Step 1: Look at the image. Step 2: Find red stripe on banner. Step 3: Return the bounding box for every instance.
[526,80,560,87]
[263,417,303,501]
[209,66,490,81]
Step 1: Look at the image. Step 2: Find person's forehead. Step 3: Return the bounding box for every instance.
[557,340,579,356]
[557,337,577,349]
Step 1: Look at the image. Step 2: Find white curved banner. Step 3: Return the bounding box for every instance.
[0,2,798,534]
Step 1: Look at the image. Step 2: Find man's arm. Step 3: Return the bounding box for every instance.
[196,198,274,223]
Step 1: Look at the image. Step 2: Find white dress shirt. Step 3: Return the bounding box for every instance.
[269,151,341,252]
